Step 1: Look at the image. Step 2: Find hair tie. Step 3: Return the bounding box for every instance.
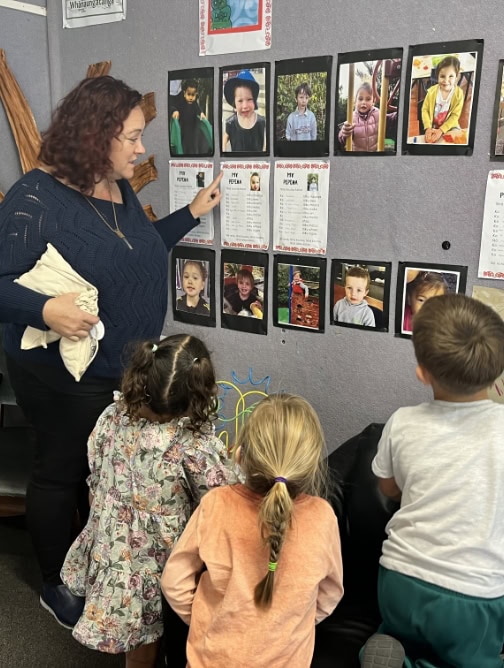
[274,476,288,484]
[152,344,158,353]
[193,357,199,363]
[268,561,277,572]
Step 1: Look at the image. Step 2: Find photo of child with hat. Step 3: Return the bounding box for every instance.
[221,66,268,153]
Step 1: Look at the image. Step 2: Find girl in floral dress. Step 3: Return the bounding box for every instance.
[61,334,236,667]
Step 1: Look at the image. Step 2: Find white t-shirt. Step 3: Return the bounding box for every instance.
[372,400,504,598]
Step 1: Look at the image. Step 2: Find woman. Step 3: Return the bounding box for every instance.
[0,76,222,629]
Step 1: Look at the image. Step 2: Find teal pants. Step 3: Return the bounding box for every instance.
[377,566,504,668]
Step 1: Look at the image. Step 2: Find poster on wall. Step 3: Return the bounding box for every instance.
[274,56,332,157]
[330,260,391,331]
[171,247,216,327]
[478,171,504,279]
[273,255,326,333]
[220,63,270,157]
[62,0,126,28]
[273,160,329,254]
[490,61,504,159]
[334,48,402,156]
[395,262,467,338]
[168,68,214,157]
[220,161,270,250]
[199,0,271,56]
[402,39,483,156]
[169,161,215,244]
[221,250,268,335]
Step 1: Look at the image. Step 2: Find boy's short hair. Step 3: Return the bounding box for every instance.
[413,294,504,395]
[346,266,370,290]
[237,269,254,284]
[182,79,198,92]
[295,82,312,98]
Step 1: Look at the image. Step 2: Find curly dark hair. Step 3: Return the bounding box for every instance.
[38,76,142,194]
[120,334,218,433]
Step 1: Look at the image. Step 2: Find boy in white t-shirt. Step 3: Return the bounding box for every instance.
[362,293,504,668]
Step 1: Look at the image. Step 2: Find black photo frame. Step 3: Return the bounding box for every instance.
[395,261,467,338]
[219,62,270,157]
[490,60,504,159]
[171,247,216,327]
[273,255,326,333]
[402,39,483,156]
[274,55,332,158]
[334,48,402,156]
[221,250,268,335]
[168,67,214,157]
[330,259,392,331]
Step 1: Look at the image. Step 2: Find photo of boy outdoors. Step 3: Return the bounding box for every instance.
[169,74,214,156]
[286,82,318,141]
[277,264,321,330]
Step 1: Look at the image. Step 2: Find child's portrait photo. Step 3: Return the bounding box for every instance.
[335,48,402,155]
[403,39,483,155]
[307,174,319,191]
[221,251,268,335]
[273,256,326,333]
[196,171,206,188]
[220,63,270,155]
[169,67,214,157]
[171,247,215,327]
[250,171,261,191]
[274,55,332,157]
[395,262,468,337]
[331,260,392,331]
[491,60,504,158]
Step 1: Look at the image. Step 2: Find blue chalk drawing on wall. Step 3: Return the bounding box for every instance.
[216,368,271,450]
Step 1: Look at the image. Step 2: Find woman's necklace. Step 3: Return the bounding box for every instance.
[83,187,133,250]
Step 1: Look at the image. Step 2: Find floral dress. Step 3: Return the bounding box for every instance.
[61,399,236,653]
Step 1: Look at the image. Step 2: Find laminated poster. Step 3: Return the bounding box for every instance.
[273,160,329,255]
[62,0,125,28]
[478,171,504,279]
[220,161,270,250]
[169,161,215,245]
[199,0,271,57]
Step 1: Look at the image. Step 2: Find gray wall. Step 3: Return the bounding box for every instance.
[2,0,501,449]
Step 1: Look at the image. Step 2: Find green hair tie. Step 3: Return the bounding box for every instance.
[268,561,277,572]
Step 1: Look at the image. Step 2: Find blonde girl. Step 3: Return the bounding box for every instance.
[162,393,343,667]
[61,334,236,668]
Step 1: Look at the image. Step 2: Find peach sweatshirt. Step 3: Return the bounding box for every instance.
[162,483,343,668]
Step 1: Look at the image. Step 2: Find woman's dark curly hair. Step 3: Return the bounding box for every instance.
[121,334,218,434]
[38,76,142,194]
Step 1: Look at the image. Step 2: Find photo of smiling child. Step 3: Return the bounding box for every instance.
[176,259,211,316]
[221,65,269,154]
[223,265,264,318]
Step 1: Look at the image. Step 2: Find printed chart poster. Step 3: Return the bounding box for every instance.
[220,161,270,250]
[199,0,271,56]
[221,249,268,335]
[395,262,467,338]
[472,285,504,403]
[171,247,216,327]
[273,161,329,255]
[62,0,126,28]
[273,255,326,333]
[402,39,483,156]
[169,161,215,244]
[274,55,332,158]
[335,48,402,156]
[331,260,392,332]
[478,171,504,279]
[220,63,270,157]
[169,68,214,157]
[490,61,504,159]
